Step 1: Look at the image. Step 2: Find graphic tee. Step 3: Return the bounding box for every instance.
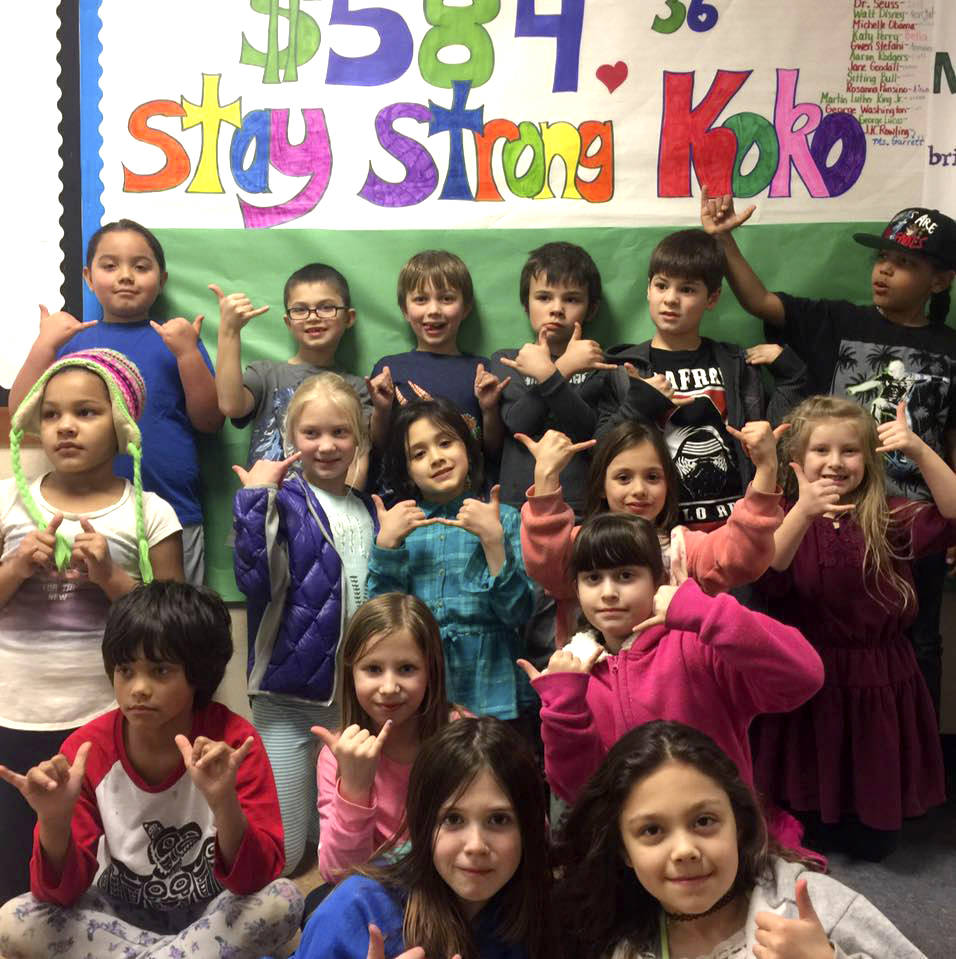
[650,343,744,527]
[775,295,956,499]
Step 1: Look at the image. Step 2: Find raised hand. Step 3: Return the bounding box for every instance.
[366,366,396,415]
[630,583,679,636]
[876,401,919,457]
[209,283,269,334]
[36,304,97,350]
[232,451,302,488]
[726,421,789,473]
[515,430,596,481]
[474,363,511,411]
[437,485,503,546]
[699,185,756,236]
[517,644,602,681]
[365,923,426,959]
[623,367,695,406]
[555,323,616,377]
[753,878,834,959]
[0,741,92,825]
[791,462,855,518]
[405,381,433,402]
[151,315,204,358]
[498,329,557,383]
[373,494,436,549]
[312,722,392,806]
[174,734,253,811]
[71,518,114,587]
[745,343,783,366]
[9,513,63,580]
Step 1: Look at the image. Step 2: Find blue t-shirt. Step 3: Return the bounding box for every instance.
[57,321,215,526]
[298,875,528,959]
[371,351,489,438]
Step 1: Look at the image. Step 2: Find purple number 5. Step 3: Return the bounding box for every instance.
[515,0,585,93]
[326,0,413,86]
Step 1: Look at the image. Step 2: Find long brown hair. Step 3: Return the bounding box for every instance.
[585,420,681,530]
[339,593,450,743]
[364,718,554,959]
[782,395,915,610]
[553,721,816,959]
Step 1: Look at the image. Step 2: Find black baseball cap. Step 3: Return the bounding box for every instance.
[854,208,956,270]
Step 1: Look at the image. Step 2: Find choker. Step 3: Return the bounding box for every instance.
[663,883,739,923]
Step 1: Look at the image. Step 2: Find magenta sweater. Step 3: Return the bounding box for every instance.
[532,579,823,804]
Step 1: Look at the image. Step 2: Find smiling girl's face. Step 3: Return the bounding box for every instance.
[603,440,669,522]
[618,759,739,917]
[405,416,470,503]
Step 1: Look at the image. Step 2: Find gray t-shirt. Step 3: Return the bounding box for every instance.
[235,360,371,467]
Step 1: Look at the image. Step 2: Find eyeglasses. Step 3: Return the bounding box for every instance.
[287,304,349,321]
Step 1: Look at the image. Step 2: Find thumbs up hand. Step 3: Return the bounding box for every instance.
[555,323,615,378]
[438,485,503,548]
[876,401,920,458]
[753,878,834,959]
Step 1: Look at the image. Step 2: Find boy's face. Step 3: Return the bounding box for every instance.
[113,655,195,737]
[870,250,952,320]
[402,282,470,355]
[646,273,720,341]
[526,273,592,350]
[284,280,355,352]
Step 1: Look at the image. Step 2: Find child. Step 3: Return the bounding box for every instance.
[554,720,925,959]
[312,593,459,883]
[298,717,555,959]
[233,372,377,874]
[211,262,371,477]
[599,229,806,530]
[9,220,222,584]
[752,395,956,860]
[0,582,303,959]
[0,349,183,903]
[368,398,534,720]
[518,511,823,850]
[489,241,616,517]
[701,193,956,713]
[367,250,508,460]
[520,419,786,647]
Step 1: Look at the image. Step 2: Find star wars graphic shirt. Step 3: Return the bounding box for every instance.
[650,344,744,528]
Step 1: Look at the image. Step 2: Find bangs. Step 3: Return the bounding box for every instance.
[570,514,663,580]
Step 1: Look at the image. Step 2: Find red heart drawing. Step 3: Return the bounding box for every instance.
[596,61,628,94]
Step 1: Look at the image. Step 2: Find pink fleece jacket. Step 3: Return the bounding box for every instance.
[532,579,823,806]
[520,482,783,648]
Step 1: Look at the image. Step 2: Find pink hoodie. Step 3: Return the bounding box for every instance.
[520,482,783,647]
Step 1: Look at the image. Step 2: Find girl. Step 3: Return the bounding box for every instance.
[9,219,222,584]
[312,593,461,883]
[554,720,925,959]
[751,395,956,859]
[368,398,534,721]
[517,512,822,850]
[233,372,378,874]
[0,349,184,903]
[298,717,555,959]
[519,418,787,647]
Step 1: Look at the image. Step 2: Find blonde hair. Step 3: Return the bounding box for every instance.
[397,250,474,309]
[339,593,451,744]
[782,395,915,610]
[283,372,369,458]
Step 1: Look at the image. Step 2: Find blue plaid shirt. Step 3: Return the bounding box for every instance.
[367,496,534,719]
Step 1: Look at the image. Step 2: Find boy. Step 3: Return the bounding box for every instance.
[0,582,303,959]
[367,250,507,460]
[598,229,806,529]
[700,191,956,715]
[490,241,616,517]
[213,262,371,482]
[8,221,222,585]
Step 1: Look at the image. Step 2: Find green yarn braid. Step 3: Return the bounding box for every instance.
[129,442,154,584]
[9,426,73,570]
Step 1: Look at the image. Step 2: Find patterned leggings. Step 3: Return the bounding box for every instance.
[0,879,303,959]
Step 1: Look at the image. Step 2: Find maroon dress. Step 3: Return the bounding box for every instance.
[751,500,952,830]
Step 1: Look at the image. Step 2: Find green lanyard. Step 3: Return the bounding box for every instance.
[659,911,670,959]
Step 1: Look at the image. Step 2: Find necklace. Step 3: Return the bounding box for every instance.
[663,883,739,922]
